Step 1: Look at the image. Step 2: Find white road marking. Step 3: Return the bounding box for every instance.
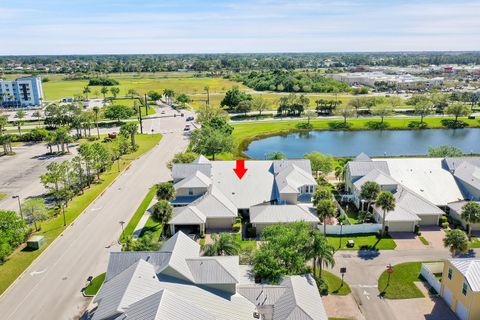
[30,269,47,276]
[90,207,103,211]
[352,284,378,288]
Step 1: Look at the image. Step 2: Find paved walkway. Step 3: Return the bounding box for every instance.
[421,227,446,249]
[390,232,425,250]
[132,199,157,239]
[323,294,365,320]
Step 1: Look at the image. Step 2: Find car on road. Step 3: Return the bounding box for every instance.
[184,125,191,131]
[186,116,194,121]
[161,110,166,114]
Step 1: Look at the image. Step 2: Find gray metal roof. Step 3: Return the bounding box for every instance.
[193,185,238,218]
[250,205,319,224]
[192,155,211,164]
[186,256,239,284]
[173,170,212,189]
[454,161,480,193]
[237,285,287,306]
[444,157,480,172]
[353,168,398,190]
[347,160,390,177]
[275,164,317,194]
[273,159,312,175]
[116,290,216,320]
[450,258,480,292]
[354,152,372,162]
[172,164,211,181]
[169,206,206,225]
[273,275,328,320]
[448,201,480,213]
[105,252,171,282]
[93,260,163,320]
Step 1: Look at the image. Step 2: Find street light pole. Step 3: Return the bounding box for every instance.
[119,221,125,244]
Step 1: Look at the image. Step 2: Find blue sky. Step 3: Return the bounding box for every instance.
[1,0,479,54]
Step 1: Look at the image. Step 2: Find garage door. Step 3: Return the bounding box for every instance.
[418,215,440,226]
[443,286,453,306]
[206,218,234,230]
[456,300,468,320]
[388,221,415,232]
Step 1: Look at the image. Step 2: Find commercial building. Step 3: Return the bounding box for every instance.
[329,72,443,90]
[0,76,44,107]
[90,231,328,320]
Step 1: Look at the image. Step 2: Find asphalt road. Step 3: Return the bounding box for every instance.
[332,248,463,320]
[0,106,193,320]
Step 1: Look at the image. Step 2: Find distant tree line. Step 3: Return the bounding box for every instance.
[3,52,480,74]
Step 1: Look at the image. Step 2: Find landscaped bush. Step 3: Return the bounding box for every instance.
[414,225,420,235]
[313,274,329,296]
[296,122,313,129]
[232,223,241,233]
[440,215,448,225]
[441,222,449,229]
[408,121,428,129]
[230,114,272,121]
[441,119,469,129]
[88,78,119,86]
[365,121,390,130]
[235,216,242,224]
[328,121,352,130]
[245,223,256,238]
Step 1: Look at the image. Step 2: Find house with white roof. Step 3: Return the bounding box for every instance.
[169,156,318,236]
[346,154,480,232]
[90,231,328,320]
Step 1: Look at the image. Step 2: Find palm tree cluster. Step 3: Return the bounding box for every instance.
[40,142,111,204]
[203,233,240,256]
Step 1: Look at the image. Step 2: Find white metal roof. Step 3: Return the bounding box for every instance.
[192,155,211,164]
[450,259,480,292]
[274,275,328,320]
[347,160,390,177]
[186,256,239,284]
[374,158,464,206]
[93,260,162,320]
[454,161,480,193]
[116,289,216,320]
[250,205,319,224]
[172,164,211,181]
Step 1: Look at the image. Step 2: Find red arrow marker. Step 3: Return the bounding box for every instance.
[233,160,248,180]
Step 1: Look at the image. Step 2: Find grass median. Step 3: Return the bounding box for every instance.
[0,134,162,295]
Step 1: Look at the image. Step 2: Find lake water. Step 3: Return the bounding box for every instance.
[245,128,480,158]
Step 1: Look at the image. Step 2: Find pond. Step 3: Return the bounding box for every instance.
[245,128,480,158]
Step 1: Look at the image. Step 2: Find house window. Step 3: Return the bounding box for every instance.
[462,282,468,296]
[188,188,193,196]
[448,268,452,280]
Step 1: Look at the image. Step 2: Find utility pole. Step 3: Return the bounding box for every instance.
[12,195,24,220]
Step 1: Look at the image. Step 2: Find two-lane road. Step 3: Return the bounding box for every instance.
[0,109,193,320]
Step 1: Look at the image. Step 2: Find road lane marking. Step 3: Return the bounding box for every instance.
[30,268,47,276]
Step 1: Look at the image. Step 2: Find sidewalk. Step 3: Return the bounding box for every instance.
[132,199,157,239]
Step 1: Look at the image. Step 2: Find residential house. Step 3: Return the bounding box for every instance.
[169,156,318,235]
[440,258,480,320]
[90,231,328,320]
[448,201,480,231]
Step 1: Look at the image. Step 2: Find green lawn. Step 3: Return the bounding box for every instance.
[0,134,162,295]
[320,270,352,295]
[230,116,480,158]
[0,194,6,201]
[84,273,106,296]
[326,234,396,250]
[469,237,480,248]
[120,185,158,242]
[42,76,245,101]
[234,233,257,251]
[139,215,163,240]
[377,261,437,299]
[419,236,429,246]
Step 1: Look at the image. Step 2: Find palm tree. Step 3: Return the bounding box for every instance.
[156,182,176,201]
[360,181,380,212]
[15,110,26,135]
[317,199,337,235]
[83,86,91,100]
[120,122,138,148]
[461,202,480,239]
[203,233,240,256]
[310,230,335,278]
[92,106,100,139]
[163,89,175,105]
[376,191,396,236]
[443,229,468,257]
[101,86,109,100]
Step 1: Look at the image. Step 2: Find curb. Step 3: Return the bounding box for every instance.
[0,136,162,299]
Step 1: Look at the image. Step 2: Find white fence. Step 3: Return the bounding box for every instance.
[319,224,382,235]
[420,262,444,294]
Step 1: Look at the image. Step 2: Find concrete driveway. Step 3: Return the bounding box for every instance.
[390,232,425,250]
[420,226,446,249]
